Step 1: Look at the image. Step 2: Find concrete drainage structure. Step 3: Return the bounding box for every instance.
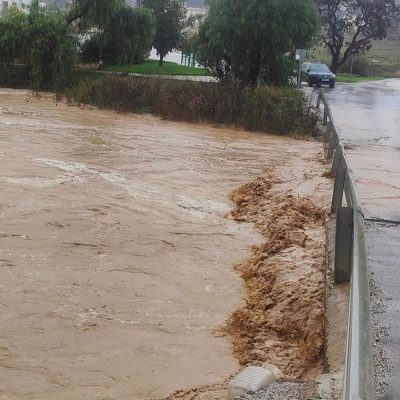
[228,365,280,400]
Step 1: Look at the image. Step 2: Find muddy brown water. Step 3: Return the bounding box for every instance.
[0,89,324,400]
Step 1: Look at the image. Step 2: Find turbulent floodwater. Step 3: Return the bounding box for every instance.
[0,89,326,400]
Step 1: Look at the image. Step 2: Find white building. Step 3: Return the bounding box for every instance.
[45,0,70,8]
[0,0,71,13]
[185,0,206,16]
[0,0,49,13]
[186,6,206,17]
[130,0,206,16]
[0,0,31,13]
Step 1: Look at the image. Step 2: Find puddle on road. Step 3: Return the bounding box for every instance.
[0,89,330,399]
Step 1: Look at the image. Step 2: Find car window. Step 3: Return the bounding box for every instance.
[309,64,331,73]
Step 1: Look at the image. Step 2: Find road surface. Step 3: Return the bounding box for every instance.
[324,80,400,399]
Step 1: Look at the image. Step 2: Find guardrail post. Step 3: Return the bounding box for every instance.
[331,144,342,172]
[316,92,322,109]
[323,122,332,144]
[323,107,329,126]
[335,206,354,284]
[332,165,347,212]
[327,130,336,160]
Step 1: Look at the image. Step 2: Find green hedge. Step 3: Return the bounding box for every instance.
[65,74,317,135]
[0,65,30,87]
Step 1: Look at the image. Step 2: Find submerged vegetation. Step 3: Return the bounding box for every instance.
[65,75,318,135]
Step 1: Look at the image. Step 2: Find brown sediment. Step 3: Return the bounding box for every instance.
[165,378,231,400]
[165,155,332,400]
[224,160,330,379]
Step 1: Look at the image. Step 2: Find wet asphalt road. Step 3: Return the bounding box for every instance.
[323,80,400,399]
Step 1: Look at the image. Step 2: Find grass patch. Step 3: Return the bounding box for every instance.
[64,75,317,135]
[336,73,385,83]
[102,60,209,76]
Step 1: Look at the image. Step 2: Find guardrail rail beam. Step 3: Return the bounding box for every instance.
[315,90,374,400]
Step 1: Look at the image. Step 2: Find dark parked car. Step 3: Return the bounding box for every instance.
[301,63,336,88]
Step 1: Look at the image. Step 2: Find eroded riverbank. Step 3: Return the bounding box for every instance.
[0,89,331,399]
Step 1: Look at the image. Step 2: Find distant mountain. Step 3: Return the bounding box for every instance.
[186,0,205,8]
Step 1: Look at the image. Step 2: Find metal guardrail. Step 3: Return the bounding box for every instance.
[316,91,374,400]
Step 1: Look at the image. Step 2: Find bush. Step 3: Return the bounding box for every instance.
[0,65,30,87]
[80,34,102,63]
[367,63,400,78]
[338,56,370,76]
[65,74,317,135]
[242,86,316,133]
[337,55,400,78]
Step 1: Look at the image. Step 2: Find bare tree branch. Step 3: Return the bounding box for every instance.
[315,0,400,72]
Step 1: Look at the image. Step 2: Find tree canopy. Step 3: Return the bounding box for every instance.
[67,0,124,29]
[315,0,400,72]
[0,0,76,90]
[196,0,320,86]
[80,6,155,65]
[102,6,155,64]
[142,0,187,65]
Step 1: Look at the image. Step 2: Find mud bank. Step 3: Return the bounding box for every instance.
[226,156,331,379]
[166,156,332,400]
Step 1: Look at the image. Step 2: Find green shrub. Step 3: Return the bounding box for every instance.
[80,34,102,63]
[0,65,30,87]
[338,56,370,76]
[242,86,316,134]
[65,74,317,135]
[337,55,400,78]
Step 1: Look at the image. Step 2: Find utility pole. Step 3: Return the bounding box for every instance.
[295,49,307,88]
[350,55,354,77]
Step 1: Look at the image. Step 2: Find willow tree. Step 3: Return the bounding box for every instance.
[0,0,76,90]
[196,0,320,85]
[102,6,156,64]
[67,0,125,29]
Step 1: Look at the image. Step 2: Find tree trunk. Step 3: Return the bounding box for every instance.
[159,54,164,67]
[330,52,340,74]
[66,12,83,26]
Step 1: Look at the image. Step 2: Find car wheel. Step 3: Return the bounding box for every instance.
[308,78,313,87]
[330,82,335,88]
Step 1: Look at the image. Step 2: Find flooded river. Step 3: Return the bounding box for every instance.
[0,89,326,399]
